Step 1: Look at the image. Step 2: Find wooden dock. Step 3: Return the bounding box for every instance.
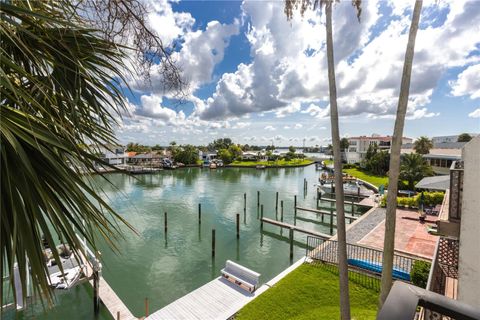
[261,217,331,239]
[315,197,373,207]
[295,206,358,222]
[80,251,137,320]
[146,277,266,320]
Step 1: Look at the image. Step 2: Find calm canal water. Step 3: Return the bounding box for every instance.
[7,165,369,319]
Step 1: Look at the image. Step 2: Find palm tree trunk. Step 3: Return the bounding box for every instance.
[326,2,351,319]
[379,0,423,308]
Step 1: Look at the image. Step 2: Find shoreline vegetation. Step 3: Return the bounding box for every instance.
[343,168,388,188]
[228,159,314,168]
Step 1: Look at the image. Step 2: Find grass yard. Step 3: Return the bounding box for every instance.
[343,168,388,188]
[230,159,313,167]
[236,263,379,320]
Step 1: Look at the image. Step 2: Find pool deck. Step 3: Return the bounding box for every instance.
[357,208,439,259]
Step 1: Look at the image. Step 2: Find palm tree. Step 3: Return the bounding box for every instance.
[379,0,423,308]
[400,153,433,190]
[285,2,362,319]
[1,0,182,305]
[414,136,433,154]
[457,133,472,142]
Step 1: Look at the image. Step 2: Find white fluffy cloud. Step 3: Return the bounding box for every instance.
[128,1,239,94]
[468,108,480,118]
[195,0,480,121]
[264,125,276,131]
[450,64,480,99]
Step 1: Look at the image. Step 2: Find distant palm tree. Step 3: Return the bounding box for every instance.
[414,136,433,154]
[0,1,143,304]
[457,133,472,142]
[380,0,423,308]
[285,1,361,319]
[400,153,433,190]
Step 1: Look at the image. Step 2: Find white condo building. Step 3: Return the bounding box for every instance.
[345,134,413,164]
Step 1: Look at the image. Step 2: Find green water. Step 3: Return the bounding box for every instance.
[6,166,370,319]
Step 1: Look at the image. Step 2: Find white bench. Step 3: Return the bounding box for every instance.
[221,260,260,293]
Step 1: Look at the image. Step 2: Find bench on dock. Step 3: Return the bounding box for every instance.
[221,260,260,293]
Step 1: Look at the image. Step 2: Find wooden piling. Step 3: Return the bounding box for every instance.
[164,212,168,232]
[332,183,335,194]
[294,195,297,217]
[93,269,100,315]
[260,205,264,230]
[330,207,334,235]
[117,311,120,320]
[145,297,149,317]
[351,200,355,215]
[212,229,216,257]
[289,228,294,259]
[198,203,202,224]
[244,193,247,211]
[357,187,361,202]
[280,200,284,222]
[236,213,240,239]
[275,192,279,211]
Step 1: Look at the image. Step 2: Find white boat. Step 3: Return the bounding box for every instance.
[48,266,84,290]
[319,181,374,197]
[255,165,266,169]
[209,162,217,169]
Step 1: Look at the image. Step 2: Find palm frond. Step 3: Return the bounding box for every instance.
[1,0,135,306]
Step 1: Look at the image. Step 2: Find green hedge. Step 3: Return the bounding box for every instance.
[411,260,431,288]
[380,191,445,208]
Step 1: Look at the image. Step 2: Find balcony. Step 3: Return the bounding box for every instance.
[437,161,464,237]
[377,281,480,320]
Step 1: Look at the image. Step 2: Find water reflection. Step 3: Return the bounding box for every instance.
[28,164,373,319]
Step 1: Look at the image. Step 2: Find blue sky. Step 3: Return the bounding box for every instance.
[117,0,480,146]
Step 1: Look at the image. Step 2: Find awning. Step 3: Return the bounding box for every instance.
[415,175,450,191]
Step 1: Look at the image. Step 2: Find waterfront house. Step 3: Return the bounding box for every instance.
[199,150,218,163]
[127,152,164,167]
[345,134,413,164]
[241,151,268,161]
[401,142,464,175]
[97,144,128,165]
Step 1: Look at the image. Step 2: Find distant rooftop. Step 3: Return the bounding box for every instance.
[415,175,450,191]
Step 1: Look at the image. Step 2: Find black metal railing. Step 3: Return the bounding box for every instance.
[306,236,422,281]
[427,237,459,298]
[378,281,480,320]
[449,160,464,220]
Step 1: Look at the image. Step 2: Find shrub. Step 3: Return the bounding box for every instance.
[411,260,431,288]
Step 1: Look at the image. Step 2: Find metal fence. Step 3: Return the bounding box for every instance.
[306,236,422,281]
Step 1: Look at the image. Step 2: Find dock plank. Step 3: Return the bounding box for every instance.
[261,217,331,239]
[296,206,358,220]
[79,251,136,320]
[146,277,259,320]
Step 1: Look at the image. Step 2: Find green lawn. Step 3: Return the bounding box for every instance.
[236,264,379,320]
[230,159,313,167]
[343,168,388,188]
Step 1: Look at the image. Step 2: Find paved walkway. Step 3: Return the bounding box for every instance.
[357,208,439,259]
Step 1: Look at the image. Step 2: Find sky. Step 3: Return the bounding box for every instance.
[116,0,480,147]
